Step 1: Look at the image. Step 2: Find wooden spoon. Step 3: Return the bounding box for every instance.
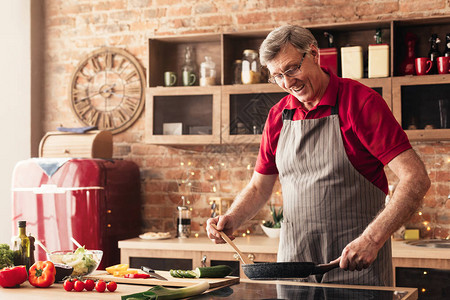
[211,223,254,265]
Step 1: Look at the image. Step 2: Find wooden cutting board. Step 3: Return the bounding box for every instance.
[85,270,239,289]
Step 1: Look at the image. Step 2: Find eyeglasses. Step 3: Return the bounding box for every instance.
[268,52,306,84]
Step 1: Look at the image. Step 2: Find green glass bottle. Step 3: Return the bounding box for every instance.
[12,221,31,270]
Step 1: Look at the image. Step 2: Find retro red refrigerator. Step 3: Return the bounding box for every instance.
[11,158,141,269]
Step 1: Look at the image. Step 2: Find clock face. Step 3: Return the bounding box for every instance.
[70,47,146,134]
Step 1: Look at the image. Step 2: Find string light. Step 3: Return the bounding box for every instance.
[421,288,426,293]
[242,233,246,237]
[180,162,184,166]
[246,229,250,234]
[423,271,427,275]
[427,227,431,231]
[418,211,423,216]
[194,233,199,238]
[209,166,214,169]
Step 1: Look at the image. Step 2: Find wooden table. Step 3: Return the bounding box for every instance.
[0,281,153,300]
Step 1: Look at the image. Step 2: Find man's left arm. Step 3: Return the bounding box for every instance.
[339,148,431,271]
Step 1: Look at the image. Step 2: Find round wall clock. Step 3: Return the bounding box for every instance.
[70,47,146,134]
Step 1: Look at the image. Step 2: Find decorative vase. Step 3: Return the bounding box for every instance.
[261,224,281,238]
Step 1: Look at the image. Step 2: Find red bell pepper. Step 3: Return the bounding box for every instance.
[124,273,150,279]
[0,266,28,288]
[28,261,56,288]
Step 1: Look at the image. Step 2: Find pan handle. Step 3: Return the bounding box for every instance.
[312,260,340,275]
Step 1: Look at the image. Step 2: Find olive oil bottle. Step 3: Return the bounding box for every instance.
[12,221,32,270]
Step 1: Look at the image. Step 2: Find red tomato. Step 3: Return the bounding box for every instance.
[95,280,106,292]
[107,281,117,292]
[74,280,84,292]
[63,279,74,291]
[84,279,95,291]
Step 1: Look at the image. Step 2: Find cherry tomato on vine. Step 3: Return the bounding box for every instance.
[107,281,117,292]
[95,280,106,292]
[63,279,74,291]
[74,280,85,292]
[84,279,95,291]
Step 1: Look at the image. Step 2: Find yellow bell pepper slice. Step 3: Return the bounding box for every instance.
[105,263,129,275]
[113,269,139,277]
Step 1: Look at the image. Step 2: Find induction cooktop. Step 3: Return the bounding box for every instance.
[193,281,410,300]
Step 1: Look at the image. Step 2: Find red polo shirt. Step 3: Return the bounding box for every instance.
[255,68,411,194]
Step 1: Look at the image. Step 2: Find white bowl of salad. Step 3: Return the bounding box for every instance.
[47,247,102,276]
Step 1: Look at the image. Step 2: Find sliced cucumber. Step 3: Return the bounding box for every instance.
[176,269,185,278]
[194,265,233,278]
[169,269,181,278]
[184,270,197,278]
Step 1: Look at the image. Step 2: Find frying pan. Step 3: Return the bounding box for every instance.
[241,261,339,279]
[210,224,339,279]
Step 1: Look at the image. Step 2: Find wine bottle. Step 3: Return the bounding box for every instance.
[428,34,441,74]
[444,33,450,57]
[12,221,32,270]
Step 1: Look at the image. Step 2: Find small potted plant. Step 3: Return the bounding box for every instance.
[261,205,283,238]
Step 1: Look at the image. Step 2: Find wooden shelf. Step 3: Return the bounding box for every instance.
[392,74,450,140]
[145,86,221,145]
[145,16,450,145]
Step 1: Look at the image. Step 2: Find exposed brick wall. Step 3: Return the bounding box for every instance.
[41,0,450,238]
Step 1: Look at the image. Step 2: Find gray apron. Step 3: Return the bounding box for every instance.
[275,97,392,286]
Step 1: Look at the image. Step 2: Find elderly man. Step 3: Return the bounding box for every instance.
[207,25,430,286]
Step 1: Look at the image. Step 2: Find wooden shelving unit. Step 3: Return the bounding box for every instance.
[145,16,450,145]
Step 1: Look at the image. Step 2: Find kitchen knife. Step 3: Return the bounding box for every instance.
[140,266,168,281]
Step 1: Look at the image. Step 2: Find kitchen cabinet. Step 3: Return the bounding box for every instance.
[391,240,450,299]
[145,16,450,144]
[221,84,287,144]
[119,237,450,283]
[144,86,221,144]
[392,75,450,140]
[119,236,277,279]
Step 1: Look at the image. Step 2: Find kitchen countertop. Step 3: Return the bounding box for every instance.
[119,235,279,254]
[391,239,450,260]
[119,236,450,260]
[0,278,418,299]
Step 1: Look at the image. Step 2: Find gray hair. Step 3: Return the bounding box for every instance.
[259,25,318,66]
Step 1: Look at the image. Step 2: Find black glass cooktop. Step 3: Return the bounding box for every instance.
[191,281,410,300]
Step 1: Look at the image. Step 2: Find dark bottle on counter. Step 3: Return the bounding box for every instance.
[28,233,36,267]
[12,221,33,270]
[444,33,450,57]
[428,34,441,74]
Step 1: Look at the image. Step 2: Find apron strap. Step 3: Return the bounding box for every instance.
[282,109,296,121]
[331,98,339,115]
[282,93,339,121]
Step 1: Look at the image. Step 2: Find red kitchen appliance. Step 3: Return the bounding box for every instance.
[11,158,141,269]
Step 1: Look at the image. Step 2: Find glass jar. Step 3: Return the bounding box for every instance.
[232,59,242,84]
[241,49,261,84]
[200,56,216,86]
[181,46,197,86]
[176,206,191,238]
